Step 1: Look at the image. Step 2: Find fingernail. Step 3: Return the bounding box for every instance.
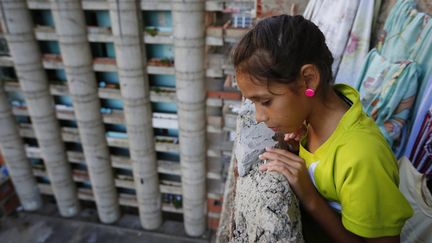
[258,154,263,160]
[265,147,272,151]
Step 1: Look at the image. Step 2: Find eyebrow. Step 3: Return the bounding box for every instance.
[245,95,270,101]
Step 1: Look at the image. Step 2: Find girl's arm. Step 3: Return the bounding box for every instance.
[259,147,399,243]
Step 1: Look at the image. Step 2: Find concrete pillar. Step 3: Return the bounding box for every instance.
[172,0,207,236]
[108,0,162,230]
[0,0,79,217]
[0,80,42,211]
[49,0,120,224]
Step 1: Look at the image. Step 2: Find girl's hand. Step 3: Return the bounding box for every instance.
[259,147,318,210]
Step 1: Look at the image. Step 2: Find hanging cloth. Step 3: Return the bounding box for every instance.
[354,49,419,148]
[335,0,381,86]
[303,0,360,77]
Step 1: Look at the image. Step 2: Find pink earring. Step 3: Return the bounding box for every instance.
[305,88,315,97]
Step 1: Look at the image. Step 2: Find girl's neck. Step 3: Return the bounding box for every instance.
[306,87,350,153]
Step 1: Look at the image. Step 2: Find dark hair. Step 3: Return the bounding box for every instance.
[232,15,334,88]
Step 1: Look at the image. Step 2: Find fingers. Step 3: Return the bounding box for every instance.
[284,133,296,141]
[264,162,294,179]
[284,124,308,141]
[262,147,302,162]
[259,158,293,173]
[259,155,303,173]
[283,132,302,142]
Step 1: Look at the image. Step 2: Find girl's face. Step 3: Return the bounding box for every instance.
[236,70,310,133]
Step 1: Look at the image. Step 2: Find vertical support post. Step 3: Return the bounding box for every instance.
[108,0,162,229]
[0,0,79,216]
[50,0,120,223]
[0,80,42,211]
[172,0,207,236]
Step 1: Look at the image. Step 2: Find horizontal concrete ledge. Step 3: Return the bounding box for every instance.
[38,182,183,213]
[32,168,223,201]
[25,146,225,180]
[0,46,236,76]
[26,0,225,11]
[12,110,232,150]
[0,56,177,74]
[4,81,176,102]
[18,122,180,152]
[32,26,174,44]
[4,81,233,133]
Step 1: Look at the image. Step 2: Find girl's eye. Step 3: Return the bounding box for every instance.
[261,100,272,106]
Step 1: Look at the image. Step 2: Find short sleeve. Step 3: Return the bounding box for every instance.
[335,136,413,238]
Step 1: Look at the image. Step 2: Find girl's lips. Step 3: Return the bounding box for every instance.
[269,127,279,132]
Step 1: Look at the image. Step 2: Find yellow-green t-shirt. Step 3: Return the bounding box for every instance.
[299,84,413,238]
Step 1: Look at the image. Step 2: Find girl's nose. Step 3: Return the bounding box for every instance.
[255,106,268,123]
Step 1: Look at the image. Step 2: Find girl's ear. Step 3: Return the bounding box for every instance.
[300,64,320,90]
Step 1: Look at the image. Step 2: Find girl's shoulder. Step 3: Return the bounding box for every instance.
[332,125,397,169]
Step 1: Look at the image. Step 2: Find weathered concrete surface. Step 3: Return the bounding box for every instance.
[218,99,303,242]
[235,100,277,177]
[230,165,303,243]
[0,80,42,211]
[108,0,162,230]
[0,0,78,216]
[50,0,120,223]
[172,0,207,236]
[0,211,210,243]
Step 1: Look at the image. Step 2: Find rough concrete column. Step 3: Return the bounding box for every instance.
[172,0,207,236]
[108,0,162,230]
[50,0,119,224]
[0,80,42,211]
[0,0,79,217]
[219,100,303,242]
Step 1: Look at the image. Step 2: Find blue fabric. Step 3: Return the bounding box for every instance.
[371,0,432,155]
[355,49,419,148]
[377,0,432,120]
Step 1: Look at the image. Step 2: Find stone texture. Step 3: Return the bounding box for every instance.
[235,100,277,177]
[218,99,303,242]
[229,164,303,243]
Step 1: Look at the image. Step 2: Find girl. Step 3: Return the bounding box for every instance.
[233,15,412,243]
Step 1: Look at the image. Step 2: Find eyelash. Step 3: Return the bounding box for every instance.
[261,100,272,106]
